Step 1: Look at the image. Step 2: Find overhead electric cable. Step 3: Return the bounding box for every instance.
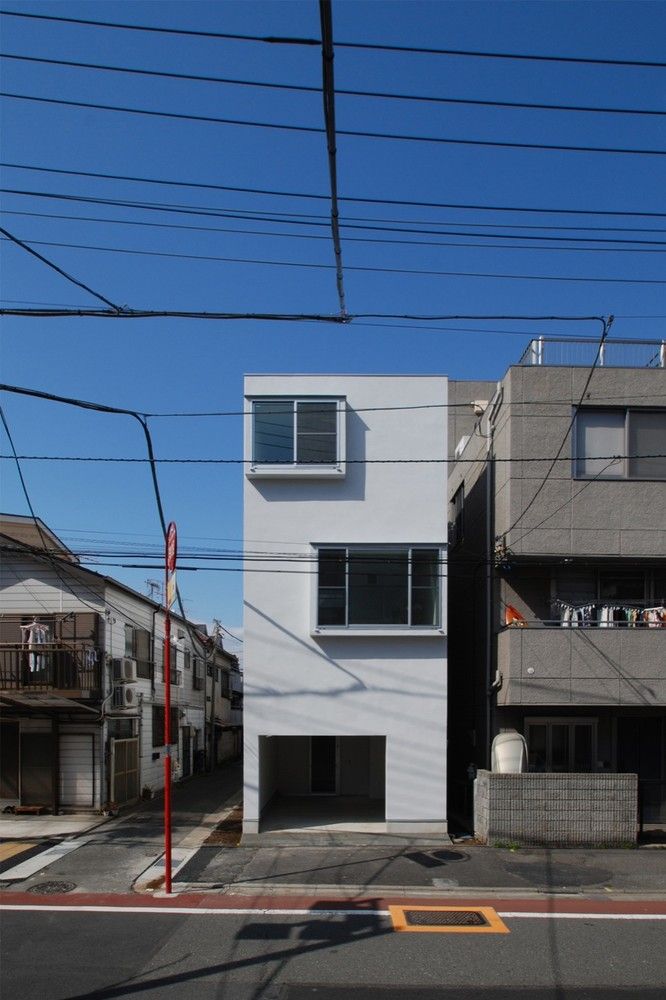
[0,224,121,310]
[319,0,346,316]
[6,208,666,250]
[7,201,666,236]
[4,236,663,285]
[4,51,665,117]
[2,452,663,466]
[4,92,666,156]
[5,162,666,218]
[2,10,666,67]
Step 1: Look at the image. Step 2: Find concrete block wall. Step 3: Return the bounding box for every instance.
[474,770,638,846]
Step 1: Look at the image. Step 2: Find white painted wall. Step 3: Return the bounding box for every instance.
[243,375,448,835]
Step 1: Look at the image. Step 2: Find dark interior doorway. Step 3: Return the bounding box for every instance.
[20,732,53,805]
[311,736,337,793]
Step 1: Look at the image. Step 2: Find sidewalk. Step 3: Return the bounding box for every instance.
[2,763,665,900]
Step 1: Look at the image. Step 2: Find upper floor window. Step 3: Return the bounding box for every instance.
[575,408,666,480]
[251,398,344,472]
[124,624,151,679]
[317,547,442,629]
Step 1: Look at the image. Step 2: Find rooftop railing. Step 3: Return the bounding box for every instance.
[519,337,665,369]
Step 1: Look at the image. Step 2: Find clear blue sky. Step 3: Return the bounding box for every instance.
[1,1,665,626]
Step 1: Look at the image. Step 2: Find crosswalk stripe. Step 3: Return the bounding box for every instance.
[0,842,37,863]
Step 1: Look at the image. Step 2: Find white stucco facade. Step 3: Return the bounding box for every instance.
[243,374,449,836]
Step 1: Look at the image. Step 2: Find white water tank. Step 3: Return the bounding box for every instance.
[491,730,528,773]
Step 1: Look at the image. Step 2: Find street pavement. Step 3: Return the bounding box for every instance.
[2,900,666,999]
[2,763,665,999]
[1,761,665,898]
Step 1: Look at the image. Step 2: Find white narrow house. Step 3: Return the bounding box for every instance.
[243,375,449,838]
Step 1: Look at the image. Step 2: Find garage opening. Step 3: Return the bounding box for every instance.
[258,735,386,833]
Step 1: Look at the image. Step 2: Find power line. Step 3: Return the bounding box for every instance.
[5,162,666,218]
[7,201,666,237]
[4,236,664,285]
[0,224,121,310]
[2,10,666,68]
[3,453,664,466]
[319,0,346,316]
[4,51,666,118]
[5,208,666,253]
[4,91,666,157]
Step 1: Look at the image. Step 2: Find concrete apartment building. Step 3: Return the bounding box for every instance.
[0,515,237,814]
[447,337,666,837]
[242,375,449,839]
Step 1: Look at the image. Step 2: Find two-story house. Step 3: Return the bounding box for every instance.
[447,337,666,832]
[202,630,241,766]
[0,514,227,813]
[242,375,449,840]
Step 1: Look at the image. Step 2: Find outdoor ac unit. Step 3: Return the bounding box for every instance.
[112,657,138,683]
[112,684,139,710]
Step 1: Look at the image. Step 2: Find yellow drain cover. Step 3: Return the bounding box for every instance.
[389,905,510,934]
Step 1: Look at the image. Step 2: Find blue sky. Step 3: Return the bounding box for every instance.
[1,0,665,626]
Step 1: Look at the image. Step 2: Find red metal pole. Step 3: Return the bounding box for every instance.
[164,540,172,894]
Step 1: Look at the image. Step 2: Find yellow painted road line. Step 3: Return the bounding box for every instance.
[0,842,36,863]
[389,904,510,934]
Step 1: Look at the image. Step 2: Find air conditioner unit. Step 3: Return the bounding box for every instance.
[112,684,139,710]
[112,657,138,683]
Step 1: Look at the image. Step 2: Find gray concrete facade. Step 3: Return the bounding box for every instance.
[447,344,666,830]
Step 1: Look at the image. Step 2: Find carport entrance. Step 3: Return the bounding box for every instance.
[258,735,386,833]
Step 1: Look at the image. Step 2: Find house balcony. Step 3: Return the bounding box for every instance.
[0,643,103,698]
[497,623,666,707]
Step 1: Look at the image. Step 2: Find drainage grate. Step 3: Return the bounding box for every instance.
[27,881,76,895]
[405,908,488,927]
[388,905,510,934]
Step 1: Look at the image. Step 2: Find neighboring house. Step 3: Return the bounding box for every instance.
[242,375,449,838]
[202,630,241,765]
[0,514,232,813]
[447,337,666,829]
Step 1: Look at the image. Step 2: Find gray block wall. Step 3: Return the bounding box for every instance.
[474,770,638,846]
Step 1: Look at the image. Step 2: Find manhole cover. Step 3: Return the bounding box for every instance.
[389,905,510,934]
[406,909,487,927]
[27,881,76,895]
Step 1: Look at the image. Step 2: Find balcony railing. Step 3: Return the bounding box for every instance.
[0,643,102,694]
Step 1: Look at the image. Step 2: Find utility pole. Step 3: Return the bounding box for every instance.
[208,619,222,772]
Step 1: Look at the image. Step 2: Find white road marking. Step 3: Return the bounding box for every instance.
[0,839,90,882]
[499,911,666,920]
[1,903,666,921]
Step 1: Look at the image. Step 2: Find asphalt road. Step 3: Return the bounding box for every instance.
[2,905,665,1000]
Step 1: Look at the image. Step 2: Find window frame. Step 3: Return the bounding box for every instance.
[313,544,446,636]
[123,624,152,679]
[574,407,666,481]
[248,396,346,478]
[524,717,597,773]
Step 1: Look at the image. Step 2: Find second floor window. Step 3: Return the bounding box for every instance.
[317,547,441,628]
[253,399,339,465]
[124,625,151,679]
[575,408,666,480]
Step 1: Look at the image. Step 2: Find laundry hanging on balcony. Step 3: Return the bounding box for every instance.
[19,618,50,671]
[556,600,666,628]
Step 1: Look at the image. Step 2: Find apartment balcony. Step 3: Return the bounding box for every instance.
[497,623,666,707]
[0,643,103,698]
